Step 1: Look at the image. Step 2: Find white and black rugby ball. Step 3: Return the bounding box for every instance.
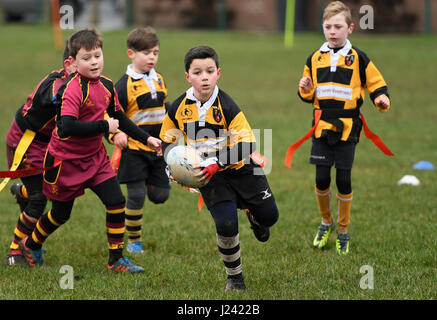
[166,145,208,188]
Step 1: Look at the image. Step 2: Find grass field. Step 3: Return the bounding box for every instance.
[0,24,436,301]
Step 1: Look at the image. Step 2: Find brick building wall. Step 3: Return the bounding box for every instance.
[131,0,436,33]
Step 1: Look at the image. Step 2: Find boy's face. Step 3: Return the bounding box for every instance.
[72,47,104,79]
[323,13,354,48]
[128,45,159,74]
[185,57,221,102]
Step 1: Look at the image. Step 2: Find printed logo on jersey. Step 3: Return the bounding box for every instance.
[213,107,222,123]
[345,55,355,66]
[317,54,327,65]
[180,106,194,120]
[84,98,95,108]
[105,94,111,106]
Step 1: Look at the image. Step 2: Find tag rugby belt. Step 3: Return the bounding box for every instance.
[284,108,394,168]
[0,129,61,191]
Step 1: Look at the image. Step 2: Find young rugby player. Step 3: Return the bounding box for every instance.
[111,27,170,254]
[19,28,161,272]
[160,46,279,291]
[4,42,76,266]
[296,1,391,255]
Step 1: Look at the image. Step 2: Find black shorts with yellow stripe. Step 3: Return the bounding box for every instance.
[199,164,275,210]
[117,149,170,188]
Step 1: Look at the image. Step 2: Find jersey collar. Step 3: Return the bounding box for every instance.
[320,39,352,72]
[186,86,219,126]
[126,64,159,81]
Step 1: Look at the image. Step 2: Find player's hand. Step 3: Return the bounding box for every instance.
[165,166,183,187]
[113,132,128,149]
[147,136,162,155]
[107,118,119,134]
[195,157,220,181]
[299,76,313,92]
[375,94,390,110]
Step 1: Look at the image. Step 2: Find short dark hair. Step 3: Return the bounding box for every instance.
[127,27,159,51]
[62,39,71,63]
[68,28,103,58]
[184,46,219,72]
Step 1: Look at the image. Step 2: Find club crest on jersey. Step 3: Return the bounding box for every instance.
[345,55,355,66]
[213,107,222,123]
[180,107,193,119]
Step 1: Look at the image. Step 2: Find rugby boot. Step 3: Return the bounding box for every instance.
[107,257,144,273]
[225,274,246,291]
[336,233,351,255]
[18,237,44,266]
[313,222,334,249]
[4,249,27,266]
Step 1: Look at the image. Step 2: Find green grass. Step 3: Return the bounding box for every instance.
[0,24,436,300]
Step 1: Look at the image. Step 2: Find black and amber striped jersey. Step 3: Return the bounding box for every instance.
[298,40,390,142]
[115,66,167,152]
[160,86,255,170]
[15,68,68,140]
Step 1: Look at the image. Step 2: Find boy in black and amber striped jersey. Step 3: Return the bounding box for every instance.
[298,1,391,255]
[160,46,279,291]
[111,27,170,254]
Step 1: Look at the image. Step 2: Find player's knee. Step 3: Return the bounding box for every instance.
[106,193,126,208]
[336,179,352,194]
[147,185,170,204]
[250,202,279,228]
[336,169,352,194]
[24,192,47,219]
[216,218,238,237]
[210,201,238,237]
[126,183,146,209]
[316,176,331,190]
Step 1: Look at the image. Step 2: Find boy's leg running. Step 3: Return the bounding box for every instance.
[25,199,74,251]
[19,199,74,266]
[91,177,144,272]
[209,201,245,290]
[125,180,146,247]
[125,180,170,252]
[90,177,126,264]
[9,174,47,251]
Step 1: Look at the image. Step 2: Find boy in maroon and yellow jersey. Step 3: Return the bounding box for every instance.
[4,42,76,266]
[19,28,161,272]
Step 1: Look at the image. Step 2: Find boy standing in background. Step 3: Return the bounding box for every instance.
[112,27,170,254]
[296,1,391,255]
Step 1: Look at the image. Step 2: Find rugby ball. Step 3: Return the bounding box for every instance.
[165,145,208,188]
